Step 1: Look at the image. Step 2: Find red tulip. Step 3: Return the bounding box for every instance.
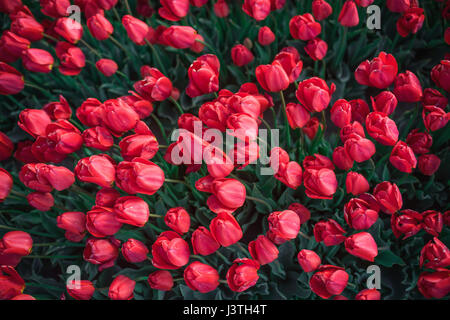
[349,99,370,123]
[83,237,120,271]
[86,205,122,238]
[231,44,254,67]
[422,88,448,109]
[0,0,22,14]
[184,261,220,293]
[10,293,35,300]
[314,219,346,246]
[267,210,300,244]
[420,237,450,269]
[355,288,380,300]
[355,52,398,89]
[273,50,303,83]
[0,168,12,202]
[310,265,348,299]
[366,112,399,146]
[406,129,432,154]
[345,172,369,195]
[0,266,25,300]
[344,135,376,163]
[134,67,173,101]
[391,209,422,239]
[304,37,328,61]
[423,210,443,237]
[95,188,120,207]
[303,117,322,140]
[330,99,352,128]
[96,0,118,10]
[255,61,290,92]
[211,178,246,210]
[431,60,450,92]
[0,131,13,161]
[312,0,333,21]
[248,235,279,265]
[338,0,359,27]
[122,239,148,263]
[108,275,135,300]
[87,13,113,40]
[226,258,260,292]
[122,15,149,45]
[152,231,190,269]
[288,203,311,224]
[119,95,154,119]
[417,270,450,299]
[114,196,149,227]
[186,54,220,98]
[397,7,425,37]
[159,0,189,21]
[344,196,379,230]
[418,154,440,176]
[165,207,190,234]
[242,0,271,21]
[56,211,86,242]
[45,119,83,154]
[191,226,220,256]
[22,48,54,73]
[160,25,197,49]
[0,62,24,95]
[345,232,378,261]
[289,13,321,40]
[54,17,83,44]
[19,163,75,192]
[76,98,104,127]
[303,168,337,199]
[66,280,94,300]
[341,121,366,143]
[332,146,354,170]
[302,154,334,171]
[148,270,173,291]
[43,95,72,120]
[102,99,140,136]
[373,181,402,214]
[0,231,32,267]
[115,158,164,195]
[0,31,30,63]
[214,0,229,17]
[14,141,38,164]
[27,191,54,211]
[422,105,449,132]
[371,91,397,116]
[83,126,114,151]
[296,77,335,112]
[119,133,158,161]
[297,249,321,272]
[390,141,417,173]
[10,15,44,42]
[393,70,423,102]
[96,59,118,77]
[210,212,243,247]
[258,26,275,45]
[75,154,116,187]
[286,102,310,129]
[387,0,410,12]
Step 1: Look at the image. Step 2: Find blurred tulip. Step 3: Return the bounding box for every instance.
[231,44,254,67]
[27,191,54,211]
[0,168,12,202]
[83,237,120,271]
[345,232,378,261]
[0,131,13,161]
[122,239,149,263]
[273,50,303,83]
[96,59,118,77]
[393,70,423,102]
[387,0,410,12]
[344,135,376,163]
[191,226,220,255]
[302,117,322,140]
[423,210,443,237]
[303,168,337,199]
[159,0,189,21]
[422,105,449,132]
[248,235,278,265]
[355,288,380,300]
[214,0,229,17]
[43,95,71,120]
[312,0,332,21]
[148,270,173,291]
[0,231,32,266]
[122,15,149,45]
[397,7,425,37]
[418,154,440,176]
[286,103,310,129]
[345,172,369,195]
[304,37,328,60]
[54,17,83,44]
[160,25,197,48]
[338,0,359,27]
[371,91,397,116]
[417,270,450,299]
[0,31,30,63]
[242,0,271,21]
[422,88,448,109]
[332,146,354,170]
[330,99,352,128]
[0,62,24,95]
[10,15,44,42]
[314,219,346,246]
[66,280,94,300]
[258,26,275,45]
[134,67,173,101]
[431,60,450,92]
[267,210,300,244]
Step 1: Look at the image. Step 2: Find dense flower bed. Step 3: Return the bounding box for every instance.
[0,0,449,300]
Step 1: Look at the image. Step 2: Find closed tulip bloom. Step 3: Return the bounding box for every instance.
[417,270,450,299]
[267,210,300,244]
[248,235,279,265]
[119,133,158,161]
[297,249,321,272]
[0,62,24,95]
[418,154,440,176]
[289,13,321,40]
[95,188,120,207]
[45,120,83,154]
[76,98,104,127]
[55,41,85,76]
[122,15,149,45]
[349,99,370,123]
[86,206,122,238]
[344,197,379,229]
[66,280,95,300]
[96,59,118,77]
[186,54,220,98]
[115,158,165,195]
[406,129,432,154]
[134,67,173,101]
[0,231,32,266]
[214,0,229,17]
[255,61,290,92]
[75,154,116,187]
[226,258,260,292]
[332,146,354,170]
[87,13,113,40]
[211,178,246,209]
[40,0,71,17]
[160,26,197,48]
[393,70,423,102]
[109,275,135,300]
[355,288,381,300]
[391,209,422,239]
[148,270,173,291]
[340,121,365,142]
[371,91,397,116]
[296,77,336,112]
[303,117,322,140]
[387,0,410,12]
[102,99,140,136]
[423,210,443,237]
[231,44,254,67]
[0,0,22,14]
[286,102,310,129]
[43,95,71,120]
[0,266,25,300]
[345,172,369,195]
[56,211,86,242]
[27,191,54,211]
[303,168,337,199]
[114,196,149,227]
[122,239,149,263]
[119,95,154,120]
[83,126,114,151]
[309,265,348,299]
[304,37,328,61]
[54,17,83,44]
[22,48,53,73]
[365,112,399,146]
[10,15,44,42]
[354,52,398,89]
[20,163,75,192]
[165,207,190,234]
[390,141,417,173]
[314,219,346,246]
[338,0,359,27]
[184,261,220,293]
[420,237,450,269]
[242,0,271,21]
[422,88,448,109]
[312,0,332,21]
[0,168,12,202]
[422,105,449,132]
[258,26,275,45]
[0,131,13,161]
[397,7,424,37]
[159,0,189,21]
[344,135,376,162]
[210,212,243,247]
[273,51,303,83]
[152,231,190,269]
[431,60,450,92]
[345,232,378,261]
[0,31,30,63]
[302,154,334,170]
[330,99,352,128]
[373,181,402,214]
[83,237,120,271]
[226,113,258,142]
[191,226,220,255]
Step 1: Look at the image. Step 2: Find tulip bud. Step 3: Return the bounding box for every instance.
[160,25,197,49]
[0,131,13,161]
[134,67,173,101]
[0,168,12,202]
[349,99,370,123]
[330,99,352,128]
[397,8,425,37]
[214,0,229,17]
[332,146,354,170]
[54,17,83,44]
[390,141,417,173]
[417,270,450,299]
[186,54,220,98]
[191,226,220,256]
[83,237,120,271]
[184,261,220,293]
[406,129,432,154]
[431,60,450,92]
[303,117,322,140]
[344,196,379,230]
[119,132,158,161]
[314,219,346,246]
[159,0,189,21]
[373,181,402,214]
[289,13,321,40]
[297,249,321,272]
[273,50,303,83]
[310,265,348,299]
[27,191,54,211]
[258,26,275,46]
[422,105,449,132]
[113,196,149,227]
[304,37,328,61]
[83,126,114,151]
[341,122,366,143]
[255,61,290,92]
[122,15,149,45]
[355,288,381,300]
[345,232,378,261]
[366,112,399,146]
[371,91,398,116]
[165,207,191,234]
[66,280,95,300]
[109,275,135,300]
[344,135,376,163]
[267,210,300,244]
[345,172,369,195]
[56,211,86,242]
[0,31,30,63]
[312,0,333,21]
[418,154,441,176]
[0,0,22,14]
[248,235,279,265]
[55,41,85,76]
[10,15,44,42]
[0,231,32,267]
[338,0,359,27]
[115,158,164,195]
[231,44,254,67]
[87,13,113,40]
[226,258,260,292]
[122,239,149,263]
[86,206,122,238]
[296,77,335,112]
[303,168,338,199]
[302,154,334,170]
[45,119,83,154]
[210,212,243,247]
[75,154,116,187]
[43,95,72,120]
[393,71,423,102]
[96,59,118,77]
[242,0,270,21]
[22,48,54,73]
[0,62,24,95]
[148,270,173,291]
[355,52,398,89]
[387,0,410,12]
[152,231,190,269]
[190,34,205,53]
[391,209,422,239]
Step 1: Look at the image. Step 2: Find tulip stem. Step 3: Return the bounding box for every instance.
[112,7,121,22]
[79,39,102,58]
[149,214,163,218]
[33,242,85,247]
[279,91,292,148]
[147,223,165,233]
[299,231,311,240]
[109,35,130,56]
[145,39,167,75]
[165,178,188,185]
[123,0,133,15]
[42,33,59,42]
[215,250,231,264]
[219,279,227,284]
[10,189,27,198]
[236,242,249,257]
[151,114,169,144]
[246,196,272,211]
[191,254,209,264]
[169,97,184,115]
[173,278,184,282]
[321,110,327,133]
[24,82,52,98]
[70,185,94,198]
[0,225,55,238]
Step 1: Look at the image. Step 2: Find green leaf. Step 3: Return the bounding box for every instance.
[375,250,406,267]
